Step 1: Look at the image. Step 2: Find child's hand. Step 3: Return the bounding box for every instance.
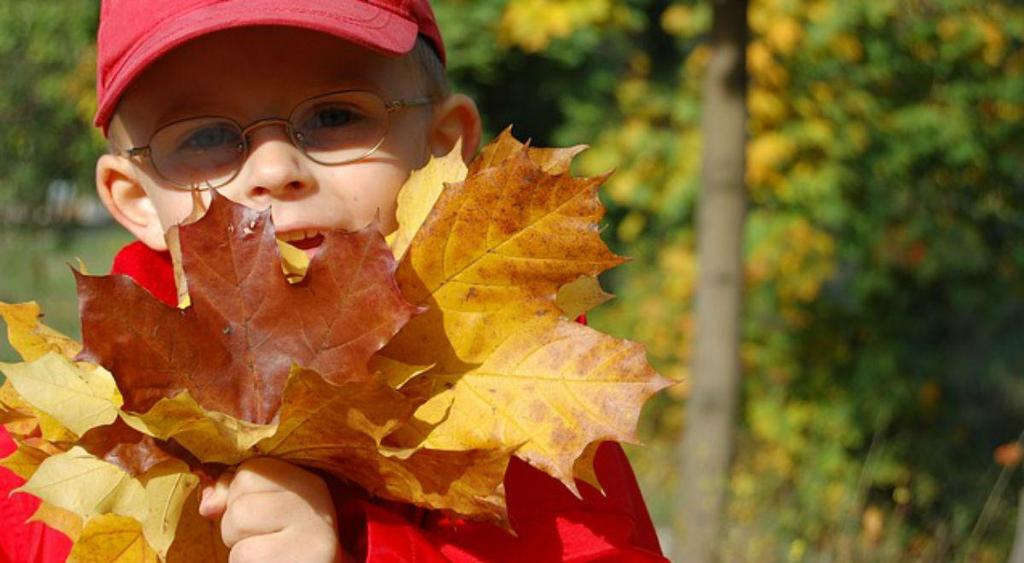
[198,458,346,563]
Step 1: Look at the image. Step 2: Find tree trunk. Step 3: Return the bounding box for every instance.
[674,1,749,561]
[1010,487,1024,563]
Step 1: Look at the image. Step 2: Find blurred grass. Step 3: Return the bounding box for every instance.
[0,224,133,363]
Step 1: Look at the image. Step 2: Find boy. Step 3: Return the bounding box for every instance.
[0,1,666,561]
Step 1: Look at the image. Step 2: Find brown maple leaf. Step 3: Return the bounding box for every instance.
[78,418,177,477]
[76,194,420,424]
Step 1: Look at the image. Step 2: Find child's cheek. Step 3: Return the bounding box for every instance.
[150,187,213,232]
[323,161,406,232]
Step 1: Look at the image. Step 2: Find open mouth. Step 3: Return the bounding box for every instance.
[277,229,326,253]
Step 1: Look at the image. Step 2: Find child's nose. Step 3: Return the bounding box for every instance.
[236,125,316,204]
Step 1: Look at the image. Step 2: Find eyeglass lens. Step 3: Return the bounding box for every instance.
[147,91,390,189]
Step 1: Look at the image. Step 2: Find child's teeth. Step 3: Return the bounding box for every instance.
[278,230,323,242]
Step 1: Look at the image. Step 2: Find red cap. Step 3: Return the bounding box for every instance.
[94,0,445,131]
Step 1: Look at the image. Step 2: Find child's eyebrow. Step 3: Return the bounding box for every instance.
[150,101,240,130]
[317,75,389,96]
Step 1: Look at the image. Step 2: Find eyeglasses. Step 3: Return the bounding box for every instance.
[123,90,436,191]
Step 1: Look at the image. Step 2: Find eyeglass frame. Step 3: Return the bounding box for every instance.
[120,89,439,191]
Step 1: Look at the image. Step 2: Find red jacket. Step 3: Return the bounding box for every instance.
[0,241,664,562]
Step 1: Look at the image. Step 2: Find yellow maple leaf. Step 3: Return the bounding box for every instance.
[277,238,312,284]
[1,353,122,436]
[69,514,159,563]
[21,447,198,559]
[29,502,84,541]
[19,446,149,522]
[164,490,229,563]
[368,354,434,389]
[387,139,467,261]
[555,275,614,319]
[0,440,50,480]
[470,126,587,176]
[138,461,200,557]
[0,378,37,431]
[0,301,82,361]
[119,392,276,466]
[384,145,623,372]
[405,316,670,490]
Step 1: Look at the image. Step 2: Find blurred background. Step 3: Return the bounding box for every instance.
[1,0,1022,560]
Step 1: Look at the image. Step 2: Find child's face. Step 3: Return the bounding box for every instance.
[99,26,477,254]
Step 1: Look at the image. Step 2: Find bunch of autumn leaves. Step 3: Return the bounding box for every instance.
[0,131,670,561]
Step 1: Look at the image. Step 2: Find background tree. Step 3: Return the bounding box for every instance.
[675,0,748,560]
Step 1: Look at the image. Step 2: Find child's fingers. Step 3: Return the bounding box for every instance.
[226,458,324,506]
[198,470,234,520]
[227,531,289,563]
[219,491,287,548]
[227,529,340,563]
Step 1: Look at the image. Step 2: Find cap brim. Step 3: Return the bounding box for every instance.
[95,0,418,129]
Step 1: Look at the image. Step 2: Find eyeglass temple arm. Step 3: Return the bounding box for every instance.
[125,146,151,158]
[385,96,438,111]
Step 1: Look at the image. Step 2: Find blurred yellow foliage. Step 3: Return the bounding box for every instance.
[500,0,614,52]
[660,3,710,38]
[747,132,797,190]
[684,44,712,78]
[972,15,1006,66]
[747,215,836,305]
[829,33,864,62]
[749,86,788,129]
[766,16,803,56]
[660,4,691,36]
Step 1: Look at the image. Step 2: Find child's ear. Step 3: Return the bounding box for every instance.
[96,154,169,251]
[428,93,482,163]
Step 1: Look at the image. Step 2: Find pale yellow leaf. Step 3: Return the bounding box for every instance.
[120,392,275,466]
[69,514,158,563]
[166,189,207,310]
[29,502,84,541]
[165,490,229,563]
[0,301,81,361]
[572,441,603,494]
[368,355,434,390]
[555,275,613,319]
[1,353,122,436]
[139,460,199,558]
[0,379,37,430]
[18,446,147,523]
[0,441,51,480]
[388,139,467,261]
[277,238,311,284]
[36,409,78,443]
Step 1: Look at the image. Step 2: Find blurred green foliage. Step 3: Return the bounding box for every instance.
[1,0,1022,560]
[0,0,102,207]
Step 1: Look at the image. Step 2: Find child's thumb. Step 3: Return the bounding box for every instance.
[197,471,233,520]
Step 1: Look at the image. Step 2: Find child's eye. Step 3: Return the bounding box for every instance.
[179,125,241,152]
[310,106,361,129]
